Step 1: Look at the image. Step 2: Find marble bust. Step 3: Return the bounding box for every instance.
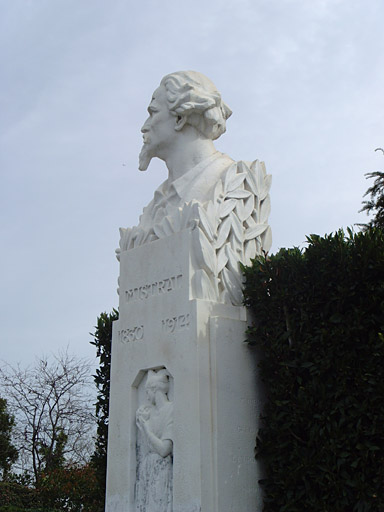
[118,71,272,305]
[137,71,234,231]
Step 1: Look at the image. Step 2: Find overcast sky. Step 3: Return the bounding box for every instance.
[1,0,383,368]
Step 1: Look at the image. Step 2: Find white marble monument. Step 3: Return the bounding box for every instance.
[106,71,271,512]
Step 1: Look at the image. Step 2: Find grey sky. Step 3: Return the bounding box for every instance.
[1,0,383,366]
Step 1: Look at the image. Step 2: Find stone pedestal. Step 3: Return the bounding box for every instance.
[106,229,263,512]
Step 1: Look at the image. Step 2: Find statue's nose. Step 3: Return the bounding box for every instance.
[141,119,150,133]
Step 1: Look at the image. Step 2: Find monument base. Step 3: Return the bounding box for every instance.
[106,230,263,512]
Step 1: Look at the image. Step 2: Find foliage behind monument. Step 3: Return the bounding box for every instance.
[360,170,384,230]
[90,309,118,510]
[0,398,18,480]
[0,352,94,486]
[243,227,384,511]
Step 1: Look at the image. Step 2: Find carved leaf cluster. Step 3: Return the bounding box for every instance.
[194,160,272,305]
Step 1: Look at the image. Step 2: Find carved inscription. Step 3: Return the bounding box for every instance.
[125,274,183,303]
[241,487,259,495]
[236,425,255,434]
[232,455,256,464]
[162,314,190,334]
[118,325,144,343]
[240,398,257,406]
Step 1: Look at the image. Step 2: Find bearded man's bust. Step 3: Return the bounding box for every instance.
[118,71,272,305]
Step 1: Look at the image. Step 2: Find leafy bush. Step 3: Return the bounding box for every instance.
[38,464,100,512]
[0,481,42,510]
[0,465,100,511]
[243,228,384,511]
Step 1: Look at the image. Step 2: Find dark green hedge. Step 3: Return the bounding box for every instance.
[243,228,384,512]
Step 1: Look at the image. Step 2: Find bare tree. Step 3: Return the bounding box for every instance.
[0,350,95,485]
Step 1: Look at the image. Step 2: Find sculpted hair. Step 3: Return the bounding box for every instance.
[160,71,232,140]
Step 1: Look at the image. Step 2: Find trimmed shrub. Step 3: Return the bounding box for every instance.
[243,228,384,511]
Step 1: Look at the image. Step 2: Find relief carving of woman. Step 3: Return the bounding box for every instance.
[135,369,173,512]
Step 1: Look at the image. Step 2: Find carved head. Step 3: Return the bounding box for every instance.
[139,71,232,171]
[160,71,232,141]
[145,369,170,403]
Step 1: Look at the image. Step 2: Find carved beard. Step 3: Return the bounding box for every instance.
[138,141,152,171]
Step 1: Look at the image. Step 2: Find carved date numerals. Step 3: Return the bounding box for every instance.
[118,325,144,343]
[162,314,190,334]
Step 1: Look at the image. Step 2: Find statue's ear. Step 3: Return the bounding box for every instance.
[174,115,187,131]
